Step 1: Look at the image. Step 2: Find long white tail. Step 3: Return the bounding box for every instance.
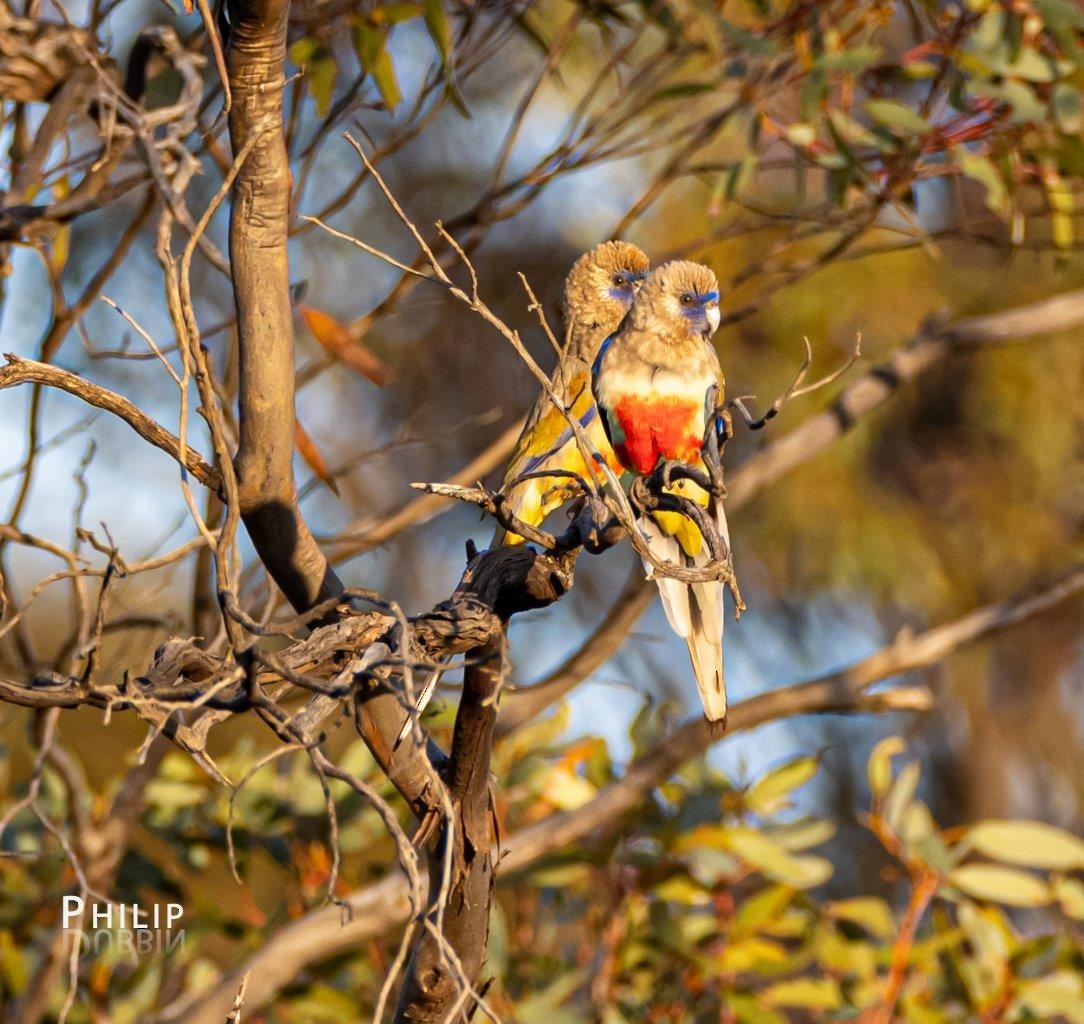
[640,504,730,722]
[396,665,443,745]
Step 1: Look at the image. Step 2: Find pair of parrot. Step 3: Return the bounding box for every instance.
[399,242,733,741]
[496,242,734,724]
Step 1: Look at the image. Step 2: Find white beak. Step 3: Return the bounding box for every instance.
[706,303,721,335]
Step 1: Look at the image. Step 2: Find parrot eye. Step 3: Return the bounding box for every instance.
[612,273,627,287]
[679,292,695,306]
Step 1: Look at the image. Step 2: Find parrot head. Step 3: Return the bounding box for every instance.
[633,260,721,342]
[563,240,650,330]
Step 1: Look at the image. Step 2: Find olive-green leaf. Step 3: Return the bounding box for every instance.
[308,54,337,117]
[957,149,1009,216]
[352,23,402,111]
[762,977,842,1010]
[962,819,1084,870]
[423,0,451,65]
[730,884,795,938]
[948,864,1051,907]
[866,98,930,135]
[867,736,904,797]
[746,755,819,814]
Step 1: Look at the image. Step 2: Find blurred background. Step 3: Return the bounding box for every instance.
[0,0,1081,1020]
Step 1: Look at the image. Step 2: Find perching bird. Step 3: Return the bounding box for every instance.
[491,240,649,546]
[592,260,732,723]
[397,241,649,744]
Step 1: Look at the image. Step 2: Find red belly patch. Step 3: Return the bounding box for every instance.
[613,394,702,474]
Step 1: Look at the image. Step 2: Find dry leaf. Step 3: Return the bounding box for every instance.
[295,417,339,495]
[299,305,390,386]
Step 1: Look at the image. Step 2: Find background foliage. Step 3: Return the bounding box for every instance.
[0,0,1081,1020]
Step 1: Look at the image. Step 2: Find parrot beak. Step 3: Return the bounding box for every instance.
[706,302,721,335]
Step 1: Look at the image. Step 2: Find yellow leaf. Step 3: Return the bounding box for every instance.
[948,864,1051,907]
[537,765,594,811]
[1052,875,1084,920]
[1014,972,1084,1024]
[762,977,842,1010]
[653,875,710,906]
[827,896,896,939]
[718,936,789,973]
[50,225,70,275]
[867,736,904,797]
[726,827,833,888]
[963,819,1084,871]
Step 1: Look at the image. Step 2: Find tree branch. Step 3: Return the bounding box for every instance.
[0,354,221,491]
[166,564,1082,1024]
[226,0,342,614]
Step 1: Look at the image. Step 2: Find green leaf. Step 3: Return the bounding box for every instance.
[866,98,930,135]
[726,993,786,1024]
[970,79,1046,122]
[962,819,1084,870]
[720,154,757,201]
[717,18,778,56]
[288,40,338,117]
[0,931,29,993]
[648,82,717,104]
[815,45,883,72]
[1052,82,1082,134]
[423,0,452,64]
[745,755,819,814]
[762,977,842,1010]
[378,2,423,24]
[516,968,590,1024]
[730,884,795,938]
[352,23,402,110]
[528,862,591,888]
[947,864,1051,907]
[815,926,877,979]
[1002,46,1061,83]
[287,984,359,1022]
[717,935,789,972]
[653,875,711,906]
[957,149,1009,216]
[309,54,337,117]
[288,37,318,65]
